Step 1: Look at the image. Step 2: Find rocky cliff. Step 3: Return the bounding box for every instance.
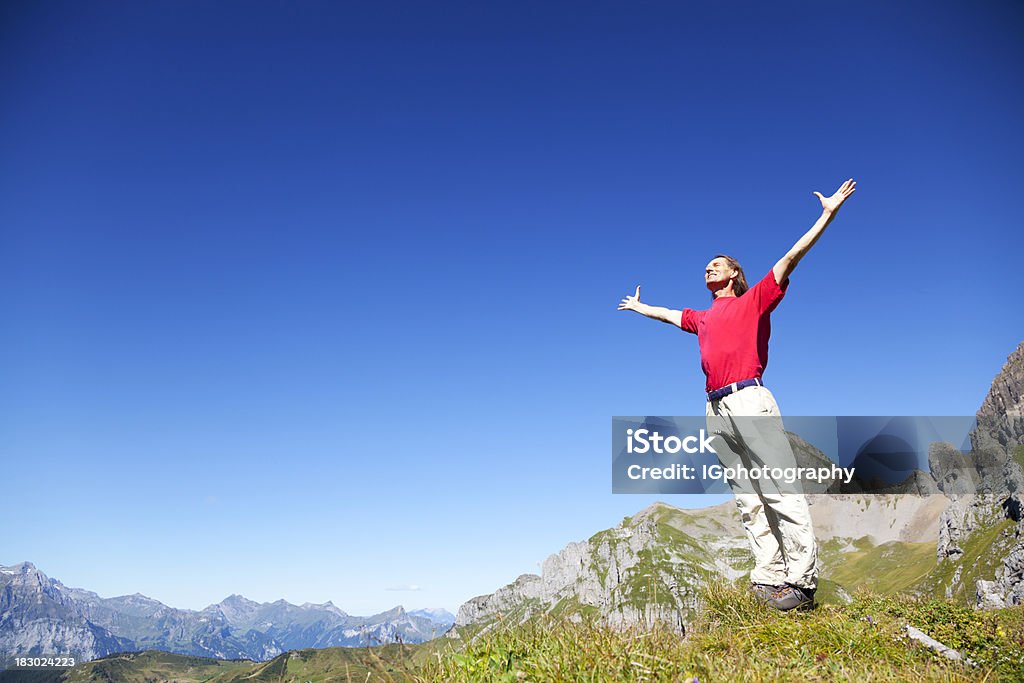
[933,342,1024,608]
[449,504,741,641]
[0,563,134,666]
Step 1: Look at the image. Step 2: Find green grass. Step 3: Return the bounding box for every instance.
[212,643,432,682]
[57,650,255,682]
[846,592,1024,680]
[827,540,938,594]
[421,583,1024,682]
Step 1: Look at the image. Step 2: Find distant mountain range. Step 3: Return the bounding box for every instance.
[0,563,454,669]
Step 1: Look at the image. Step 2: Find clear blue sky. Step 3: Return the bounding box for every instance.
[2,1,1021,616]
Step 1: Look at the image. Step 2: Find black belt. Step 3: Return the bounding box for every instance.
[706,378,763,401]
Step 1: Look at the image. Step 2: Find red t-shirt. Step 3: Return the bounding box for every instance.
[678,269,789,393]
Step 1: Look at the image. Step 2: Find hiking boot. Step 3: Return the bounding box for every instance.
[768,584,816,611]
[750,583,783,602]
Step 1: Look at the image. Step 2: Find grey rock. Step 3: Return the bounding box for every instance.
[972,342,1024,462]
[976,580,1007,609]
[929,442,980,495]
[938,343,1024,608]
[452,512,717,640]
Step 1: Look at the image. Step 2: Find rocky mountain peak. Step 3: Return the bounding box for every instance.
[973,341,1024,455]
[969,342,1024,495]
[2,561,40,576]
[0,561,54,594]
[378,605,406,618]
[300,600,349,618]
[936,341,1024,608]
[220,594,259,606]
[631,501,676,521]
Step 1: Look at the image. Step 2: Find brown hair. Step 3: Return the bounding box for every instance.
[712,254,749,298]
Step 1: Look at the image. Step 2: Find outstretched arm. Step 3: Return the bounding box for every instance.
[773,178,856,285]
[617,285,683,327]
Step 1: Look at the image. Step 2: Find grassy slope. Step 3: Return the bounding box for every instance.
[42,644,444,683]
[54,651,254,682]
[821,537,938,595]
[424,583,1024,682]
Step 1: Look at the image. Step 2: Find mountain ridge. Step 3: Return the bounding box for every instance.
[0,562,454,670]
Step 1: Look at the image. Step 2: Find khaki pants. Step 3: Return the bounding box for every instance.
[705,385,818,590]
